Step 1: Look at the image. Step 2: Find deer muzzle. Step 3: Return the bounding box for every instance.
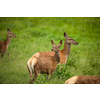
[51,49,53,51]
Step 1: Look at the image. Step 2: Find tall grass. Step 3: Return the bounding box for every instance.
[0,17,100,84]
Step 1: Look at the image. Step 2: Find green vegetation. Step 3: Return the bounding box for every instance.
[0,17,100,84]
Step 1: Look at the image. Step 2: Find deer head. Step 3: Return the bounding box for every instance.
[7,28,16,38]
[64,32,78,45]
[51,40,62,53]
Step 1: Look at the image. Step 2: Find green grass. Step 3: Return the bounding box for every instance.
[0,17,100,84]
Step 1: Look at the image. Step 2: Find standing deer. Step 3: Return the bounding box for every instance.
[59,32,78,65]
[27,40,62,83]
[65,75,100,84]
[0,28,16,59]
[28,32,78,67]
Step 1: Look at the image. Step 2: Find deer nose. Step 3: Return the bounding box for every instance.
[14,35,16,38]
[51,49,53,51]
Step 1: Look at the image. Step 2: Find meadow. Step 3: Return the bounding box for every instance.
[0,17,100,84]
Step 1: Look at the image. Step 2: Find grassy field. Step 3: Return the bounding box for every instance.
[0,17,100,84]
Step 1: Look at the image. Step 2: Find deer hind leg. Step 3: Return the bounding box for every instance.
[32,69,40,83]
[27,65,33,83]
[29,73,33,84]
[31,73,37,83]
[5,52,9,59]
[29,70,33,84]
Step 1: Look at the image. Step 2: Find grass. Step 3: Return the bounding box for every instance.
[0,17,100,84]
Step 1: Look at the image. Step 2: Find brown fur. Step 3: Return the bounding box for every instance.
[27,40,62,83]
[32,53,59,82]
[65,75,100,84]
[30,32,78,66]
[0,28,16,58]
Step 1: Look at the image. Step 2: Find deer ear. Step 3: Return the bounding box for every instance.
[7,28,9,31]
[60,40,62,45]
[51,40,55,45]
[64,32,68,37]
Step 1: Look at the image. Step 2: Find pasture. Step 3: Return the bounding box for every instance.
[0,17,100,84]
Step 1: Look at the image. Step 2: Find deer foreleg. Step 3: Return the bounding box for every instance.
[5,52,9,59]
[47,74,49,81]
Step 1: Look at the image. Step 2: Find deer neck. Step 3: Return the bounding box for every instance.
[53,51,60,64]
[63,40,71,57]
[6,35,12,46]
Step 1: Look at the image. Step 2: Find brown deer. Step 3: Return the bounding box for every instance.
[59,32,78,65]
[29,32,78,67]
[65,75,100,84]
[0,28,16,59]
[27,40,62,83]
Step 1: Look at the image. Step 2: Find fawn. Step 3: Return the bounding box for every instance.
[0,28,16,59]
[27,40,62,83]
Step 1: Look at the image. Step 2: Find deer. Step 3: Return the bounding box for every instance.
[29,32,78,68]
[0,28,16,59]
[59,32,78,65]
[27,40,62,83]
[65,75,100,84]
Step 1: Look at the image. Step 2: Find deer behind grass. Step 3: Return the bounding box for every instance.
[65,75,100,84]
[29,32,78,67]
[27,40,62,83]
[0,28,16,59]
[60,32,78,65]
